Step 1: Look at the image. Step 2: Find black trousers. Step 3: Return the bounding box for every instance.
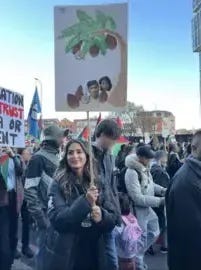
[8,191,19,262]
[21,200,30,248]
[0,191,19,269]
[0,206,11,270]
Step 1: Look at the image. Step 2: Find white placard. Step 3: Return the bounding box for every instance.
[54,3,128,111]
[0,87,25,148]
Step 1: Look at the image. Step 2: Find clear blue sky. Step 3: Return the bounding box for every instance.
[0,0,199,129]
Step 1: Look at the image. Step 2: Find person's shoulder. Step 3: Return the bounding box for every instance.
[125,168,138,179]
[151,164,162,173]
[171,163,188,188]
[49,179,60,194]
[30,153,44,163]
[174,162,187,177]
[91,144,100,157]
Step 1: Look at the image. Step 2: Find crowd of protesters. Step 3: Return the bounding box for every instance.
[0,118,200,270]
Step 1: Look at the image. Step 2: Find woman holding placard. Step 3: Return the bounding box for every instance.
[38,139,117,270]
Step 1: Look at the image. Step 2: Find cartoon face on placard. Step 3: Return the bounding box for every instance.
[54,3,128,112]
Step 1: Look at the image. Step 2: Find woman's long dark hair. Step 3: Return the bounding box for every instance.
[55,139,97,198]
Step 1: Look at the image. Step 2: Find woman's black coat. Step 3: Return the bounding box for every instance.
[39,172,117,270]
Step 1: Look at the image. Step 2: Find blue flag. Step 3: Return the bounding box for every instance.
[28,87,41,138]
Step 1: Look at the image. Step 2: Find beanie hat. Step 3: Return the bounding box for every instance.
[43,125,64,141]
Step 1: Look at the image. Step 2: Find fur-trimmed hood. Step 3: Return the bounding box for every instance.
[125,154,149,173]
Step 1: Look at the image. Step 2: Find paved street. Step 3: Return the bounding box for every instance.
[12,226,168,270]
[146,253,168,270]
[13,252,168,270]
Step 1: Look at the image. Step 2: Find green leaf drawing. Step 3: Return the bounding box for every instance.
[79,23,97,39]
[59,9,118,58]
[105,17,116,31]
[95,10,107,28]
[77,10,94,25]
[80,40,93,57]
[59,23,81,39]
[94,36,107,55]
[65,35,81,53]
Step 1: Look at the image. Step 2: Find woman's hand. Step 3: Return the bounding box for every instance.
[86,186,99,206]
[160,197,165,206]
[91,206,102,223]
[161,188,167,196]
[5,147,15,158]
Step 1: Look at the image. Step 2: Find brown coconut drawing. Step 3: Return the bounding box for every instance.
[105,35,117,50]
[75,85,84,101]
[89,45,100,57]
[67,94,79,108]
[72,41,82,55]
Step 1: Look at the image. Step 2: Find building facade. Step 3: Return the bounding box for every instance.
[192,0,201,109]
[192,0,201,52]
[25,118,75,133]
[74,111,175,137]
[136,110,175,136]
[74,118,98,135]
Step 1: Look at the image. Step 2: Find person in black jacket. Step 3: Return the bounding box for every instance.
[167,143,183,179]
[0,146,23,270]
[151,150,170,253]
[166,130,201,270]
[115,144,134,171]
[39,139,117,270]
[17,147,34,258]
[24,125,64,268]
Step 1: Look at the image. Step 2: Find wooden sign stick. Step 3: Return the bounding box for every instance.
[87,111,94,186]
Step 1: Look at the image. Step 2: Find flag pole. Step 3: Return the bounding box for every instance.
[87,111,94,186]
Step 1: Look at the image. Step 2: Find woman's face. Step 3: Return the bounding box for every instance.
[67,143,87,171]
[100,79,109,91]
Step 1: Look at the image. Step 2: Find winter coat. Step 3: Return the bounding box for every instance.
[151,163,170,189]
[0,155,24,213]
[24,144,60,229]
[115,151,126,171]
[125,154,165,210]
[167,152,183,179]
[40,171,117,270]
[166,157,201,270]
[151,163,170,230]
[92,144,121,223]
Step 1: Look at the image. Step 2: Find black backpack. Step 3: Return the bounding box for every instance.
[117,167,142,194]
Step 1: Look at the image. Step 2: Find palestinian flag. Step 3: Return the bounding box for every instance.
[116,116,123,129]
[0,153,9,187]
[117,136,129,144]
[78,126,89,141]
[112,136,129,156]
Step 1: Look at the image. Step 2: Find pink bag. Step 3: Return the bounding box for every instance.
[122,214,142,241]
[119,214,142,254]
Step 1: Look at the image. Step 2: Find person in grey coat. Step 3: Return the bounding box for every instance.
[125,146,166,270]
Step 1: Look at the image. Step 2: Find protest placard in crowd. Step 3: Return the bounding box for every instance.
[0,87,25,147]
[54,3,128,112]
